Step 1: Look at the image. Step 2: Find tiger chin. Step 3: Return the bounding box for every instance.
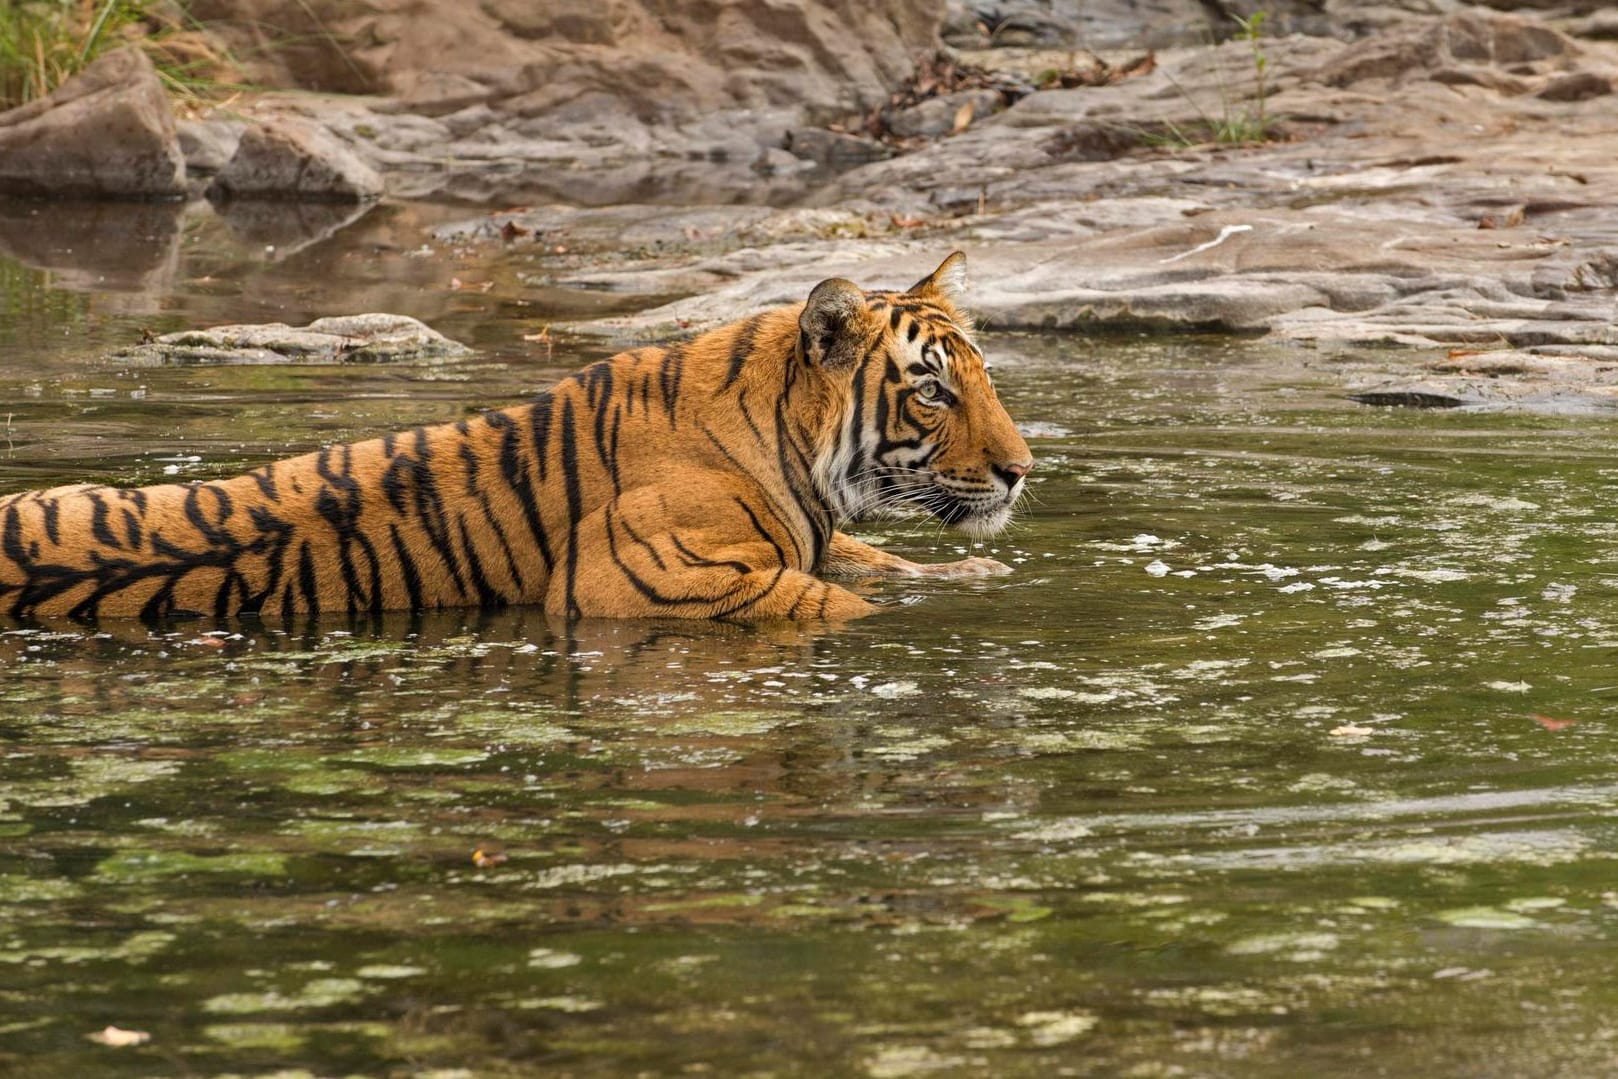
[0,252,1032,623]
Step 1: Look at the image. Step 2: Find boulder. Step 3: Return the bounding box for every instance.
[189,0,940,117]
[0,47,185,199]
[208,117,384,201]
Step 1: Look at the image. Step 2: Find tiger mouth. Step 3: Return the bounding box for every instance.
[921,489,1017,536]
[854,473,1016,534]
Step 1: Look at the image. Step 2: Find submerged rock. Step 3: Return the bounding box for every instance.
[115,314,470,366]
[0,47,185,199]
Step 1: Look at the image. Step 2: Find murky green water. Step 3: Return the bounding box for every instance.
[3,204,1618,1078]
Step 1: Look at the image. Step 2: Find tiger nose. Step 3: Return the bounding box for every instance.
[993,460,1032,489]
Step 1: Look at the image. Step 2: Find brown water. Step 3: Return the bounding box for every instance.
[2,199,1618,1078]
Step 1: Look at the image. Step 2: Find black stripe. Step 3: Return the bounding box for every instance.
[297,542,319,614]
[42,498,60,546]
[456,517,502,608]
[89,491,117,547]
[497,405,554,578]
[669,533,750,574]
[616,513,669,572]
[719,314,764,393]
[389,524,424,611]
[404,427,469,601]
[658,346,684,422]
[560,396,584,620]
[603,510,701,607]
[251,467,277,500]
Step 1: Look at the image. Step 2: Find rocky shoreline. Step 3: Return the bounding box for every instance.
[0,2,1614,409]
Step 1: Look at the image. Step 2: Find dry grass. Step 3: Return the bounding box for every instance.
[0,1,239,110]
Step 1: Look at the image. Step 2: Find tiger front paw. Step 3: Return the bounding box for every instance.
[916,556,1013,579]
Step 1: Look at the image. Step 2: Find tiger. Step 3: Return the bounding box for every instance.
[0,252,1033,623]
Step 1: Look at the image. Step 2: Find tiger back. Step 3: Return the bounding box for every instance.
[0,253,1033,623]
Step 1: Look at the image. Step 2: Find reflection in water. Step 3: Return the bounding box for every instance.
[0,196,377,315]
[208,195,376,260]
[0,199,183,300]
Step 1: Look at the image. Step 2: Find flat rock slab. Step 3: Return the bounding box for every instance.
[1347,346,1618,414]
[0,47,184,199]
[116,314,469,365]
[502,6,1618,399]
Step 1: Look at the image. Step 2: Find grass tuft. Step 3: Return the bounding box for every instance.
[0,1,241,111]
[1151,9,1277,148]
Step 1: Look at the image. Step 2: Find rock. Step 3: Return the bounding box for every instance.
[388,72,495,117]
[1317,11,1578,88]
[176,118,243,175]
[208,117,384,201]
[754,147,815,177]
[180,1,943,203]
[1537,71,1613,101]
[1040,121,1151,162]
[942,0,1332,50]
[884,90,1004,139]
[0,47,185,199]
[115,314,470,366]
[191,0,939,117]
[1347,348,1618,414]
[786,129,895,168]
[441,104,500,140]
[1561,10,1618,41]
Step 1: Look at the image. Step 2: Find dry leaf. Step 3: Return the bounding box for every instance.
[87,1026,150,1048]
[1117,52,1157,79]
[950,101,975,136]
[472,847,508,868]
[1532,714,1577,731]
[186,636,225,648]
[499,220,530,242]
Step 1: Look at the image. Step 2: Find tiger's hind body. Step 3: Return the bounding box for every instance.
[0,253,1032,623]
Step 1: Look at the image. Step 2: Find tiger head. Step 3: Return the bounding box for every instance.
[801,252,1033,538]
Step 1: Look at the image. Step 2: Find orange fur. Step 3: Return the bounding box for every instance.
[0,254,1031,622]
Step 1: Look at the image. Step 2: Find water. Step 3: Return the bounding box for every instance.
[3,204,1618,1078]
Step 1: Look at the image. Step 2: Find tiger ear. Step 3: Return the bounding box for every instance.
[799,277,870,369]
[907,251,967,301]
